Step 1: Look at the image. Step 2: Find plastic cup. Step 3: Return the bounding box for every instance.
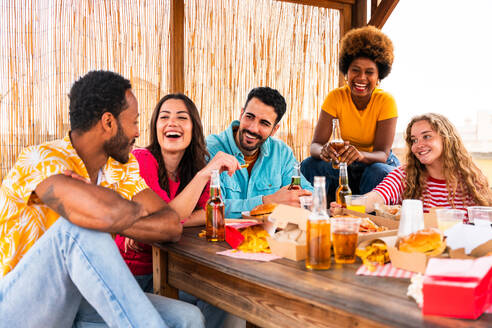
[331,217,361,264]
[397,199,424,237]
[435,209,466,233]
[346,195,367,213]
[300,196,313,211]
[467,206,492,227]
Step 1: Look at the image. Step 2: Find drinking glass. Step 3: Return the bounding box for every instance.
[397,199,424,237]
[331,217,361,264]
[300,196,313,211]
[467,206,492,227]
[346,195,367,213]
[435,209,466,233]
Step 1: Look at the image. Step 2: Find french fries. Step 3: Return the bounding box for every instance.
[237,226,271,253]
[356,240,390,271]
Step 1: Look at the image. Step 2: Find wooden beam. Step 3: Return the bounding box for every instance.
[169,0,184,93]
[275,0,355,10]
[352,0,367,28]
[368,0,399,28]
[153,246,179,298]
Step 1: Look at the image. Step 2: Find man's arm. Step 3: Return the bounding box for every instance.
[119,188,182,243]
[35,174,145,232]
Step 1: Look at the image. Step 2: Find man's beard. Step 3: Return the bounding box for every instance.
[237,128,266,152]
[103,121,134,164]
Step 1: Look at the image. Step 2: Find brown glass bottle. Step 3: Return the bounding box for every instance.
[336,162,352,208]
[206,170,225,242]
[329,118,344,169]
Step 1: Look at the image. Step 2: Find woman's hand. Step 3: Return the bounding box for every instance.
[124,237,143,253]
[320,142,342,163]
[203,151,240,177]
[339,141,364,165]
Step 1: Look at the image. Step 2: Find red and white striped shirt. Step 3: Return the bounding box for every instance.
[373,166,476,213]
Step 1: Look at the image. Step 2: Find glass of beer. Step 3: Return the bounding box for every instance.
[306,216,331,270]
[331,217,361,264]
[346,195,367,213]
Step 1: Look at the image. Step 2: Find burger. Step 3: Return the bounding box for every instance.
[250,203,278,217]
[398,228,446,256]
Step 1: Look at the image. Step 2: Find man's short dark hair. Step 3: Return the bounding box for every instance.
[69,70,132,132]
[244,87,286,124]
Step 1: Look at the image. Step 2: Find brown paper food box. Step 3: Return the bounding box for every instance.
[386,211,440,274]
[341,209,399,245]
[266,206,400,261]
[267,204,309,261]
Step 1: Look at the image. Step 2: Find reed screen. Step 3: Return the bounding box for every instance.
[0,0,339,180]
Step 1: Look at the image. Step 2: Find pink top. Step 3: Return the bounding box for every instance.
[373,166,476,213]
[115,148,209,275]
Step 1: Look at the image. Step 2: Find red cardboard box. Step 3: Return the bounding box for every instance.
[422,256,492,319]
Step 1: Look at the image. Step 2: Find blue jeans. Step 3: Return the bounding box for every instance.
[0,217,205,328]
[134,274,227,328]
[301,152,400,202]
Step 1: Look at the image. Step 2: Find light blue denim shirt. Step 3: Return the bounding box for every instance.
[206,120,313,218]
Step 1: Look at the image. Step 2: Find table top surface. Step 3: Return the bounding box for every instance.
[155,226,492,328]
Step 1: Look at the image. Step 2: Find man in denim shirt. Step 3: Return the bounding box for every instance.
[206,87,313,218]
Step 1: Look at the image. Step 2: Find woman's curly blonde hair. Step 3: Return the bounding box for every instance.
[403,113,492,206]
[339,25,394,80]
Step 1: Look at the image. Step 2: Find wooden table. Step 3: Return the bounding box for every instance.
[152,227,492,328]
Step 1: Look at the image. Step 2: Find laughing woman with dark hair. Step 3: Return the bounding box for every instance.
[115,94,238,328]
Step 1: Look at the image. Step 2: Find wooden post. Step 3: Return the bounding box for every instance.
[170,0,185,93]
[152,246,179,299]
[352,0,367,28]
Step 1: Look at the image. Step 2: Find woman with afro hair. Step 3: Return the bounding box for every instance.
[331,113,492,213]
[301,26,399,201]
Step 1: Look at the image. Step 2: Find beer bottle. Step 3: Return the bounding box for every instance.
[288,162,301,190]
[206,169,225,242]
[306,176,331,270]
[336,162,352,208]
[329,118,344,169]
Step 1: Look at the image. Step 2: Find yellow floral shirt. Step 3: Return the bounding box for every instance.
[0,135,148,276]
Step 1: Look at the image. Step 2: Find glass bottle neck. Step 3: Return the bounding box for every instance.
[339,165,349,186]
[332,119,342,140]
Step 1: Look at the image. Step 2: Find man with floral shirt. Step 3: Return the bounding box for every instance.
[0,71,204,328]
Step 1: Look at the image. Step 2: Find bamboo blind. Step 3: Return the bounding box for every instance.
[0,0,339,180]
[185,0,340,161]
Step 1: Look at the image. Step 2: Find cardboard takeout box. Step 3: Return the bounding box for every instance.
[267,204,309,261]
[386,212,439,274]
[341,209,399,245]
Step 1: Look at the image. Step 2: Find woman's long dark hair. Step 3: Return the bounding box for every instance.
[147,94,209,196]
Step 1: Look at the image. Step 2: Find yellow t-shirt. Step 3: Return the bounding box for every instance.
[321,85,397,152]
[0,135,148,276]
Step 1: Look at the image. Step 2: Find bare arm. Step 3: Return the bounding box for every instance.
[120,188,182,243]
[182,209,206,227]
[329,191,385,214]
[310,111,334,160]
[35,174,145,232]
[364,191,386,213]
[167,151,239,218]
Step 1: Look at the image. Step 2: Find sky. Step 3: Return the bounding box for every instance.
[380,0,492,132]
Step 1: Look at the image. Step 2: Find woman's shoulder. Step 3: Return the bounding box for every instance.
[372,88,396,102]
[132,148,155,161]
